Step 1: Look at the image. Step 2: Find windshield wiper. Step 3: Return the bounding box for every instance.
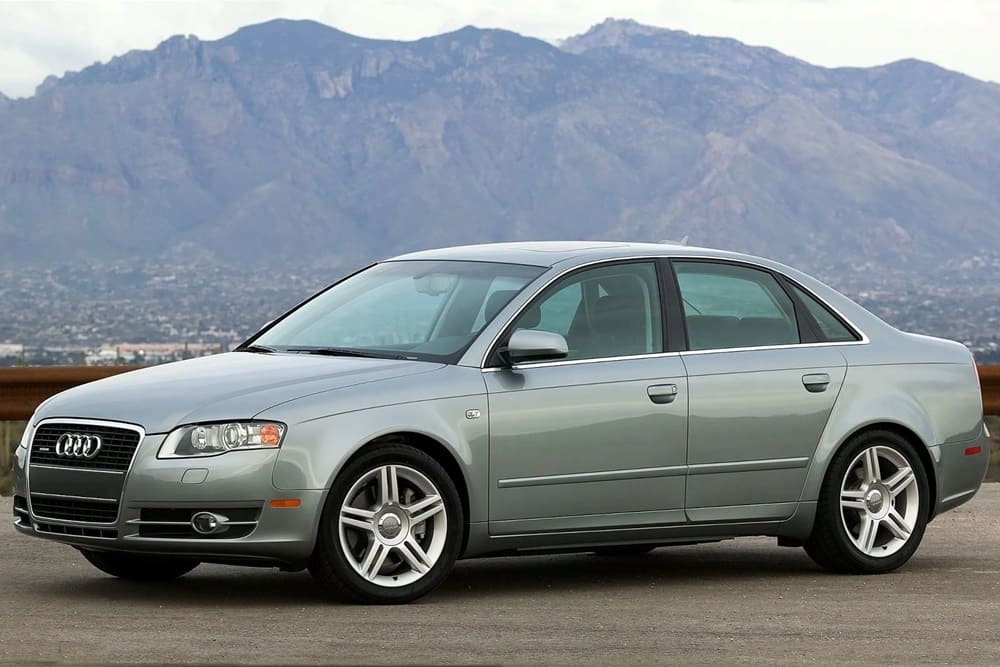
[284,346,410,360]
[240,344,279,353]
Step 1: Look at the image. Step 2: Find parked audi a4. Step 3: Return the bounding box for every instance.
[11,242,990,603]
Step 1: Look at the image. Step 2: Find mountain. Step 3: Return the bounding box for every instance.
[0,17,998,273]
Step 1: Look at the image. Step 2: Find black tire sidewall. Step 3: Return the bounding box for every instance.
[314,444,464,604]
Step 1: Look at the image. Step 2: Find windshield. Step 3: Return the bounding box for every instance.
[248,260,545,363]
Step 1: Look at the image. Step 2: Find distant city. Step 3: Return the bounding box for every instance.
[1,255,997,366]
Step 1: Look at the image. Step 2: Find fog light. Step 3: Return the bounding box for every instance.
[191,512,227,535]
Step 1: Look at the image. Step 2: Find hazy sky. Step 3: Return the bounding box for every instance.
[2,0,998,98]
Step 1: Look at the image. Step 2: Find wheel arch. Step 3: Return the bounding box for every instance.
[817,420,939,519]
[853,422,937,516]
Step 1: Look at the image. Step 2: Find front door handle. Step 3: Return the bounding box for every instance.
[802,373,831,393]
[647,384,678,404]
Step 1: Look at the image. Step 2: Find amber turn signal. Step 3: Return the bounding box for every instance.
[260,423,283,447]
[270,498,301,509]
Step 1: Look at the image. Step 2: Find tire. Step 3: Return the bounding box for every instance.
[593,545,657,557]
[309,443,464,604]
[804,430,930,574]
[79,549,199,580]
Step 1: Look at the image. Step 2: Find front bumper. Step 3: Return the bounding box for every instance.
[11,427,324,565]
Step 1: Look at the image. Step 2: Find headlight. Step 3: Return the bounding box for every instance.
[157,421,286,459]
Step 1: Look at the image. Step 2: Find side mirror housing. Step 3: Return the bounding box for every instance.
[504,329,569,365]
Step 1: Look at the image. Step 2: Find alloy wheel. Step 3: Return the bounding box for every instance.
[337,464,448,587]
[839,445,919,558]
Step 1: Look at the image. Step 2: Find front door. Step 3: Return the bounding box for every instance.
[484,261,689,535]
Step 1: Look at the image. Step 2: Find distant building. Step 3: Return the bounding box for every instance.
[83,342,224,366]
[0,343,24,357]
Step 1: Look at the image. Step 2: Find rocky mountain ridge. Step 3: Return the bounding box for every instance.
[0,18,998,273]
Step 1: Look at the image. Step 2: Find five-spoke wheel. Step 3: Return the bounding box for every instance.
[839,445,919,558]
[338,464,448,586]
[310,443,462,604]
[806,430,929,574]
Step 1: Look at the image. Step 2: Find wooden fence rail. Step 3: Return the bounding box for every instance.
[0,366,140,421]
[0,364,998,420]
[982,366,1000,416]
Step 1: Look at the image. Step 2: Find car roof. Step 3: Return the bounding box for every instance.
[386,241,763,268]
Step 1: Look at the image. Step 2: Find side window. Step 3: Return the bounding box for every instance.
[786,282,859,342]
[530,281,582,336]
[471,276,538,332]
[673,262,799,351]
[510,262,663,361]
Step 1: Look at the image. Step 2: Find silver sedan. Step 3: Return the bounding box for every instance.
[11,242,990,603]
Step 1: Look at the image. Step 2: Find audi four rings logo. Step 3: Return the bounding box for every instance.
[55,433,103,459]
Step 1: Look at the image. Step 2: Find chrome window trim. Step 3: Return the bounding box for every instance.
[26,417,146,529]
[478,254,869,369]
[679,339,867,357]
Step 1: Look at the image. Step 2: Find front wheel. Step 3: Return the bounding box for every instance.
[309,443,464,604]
[805,430,929,574]
[80,549,199,580]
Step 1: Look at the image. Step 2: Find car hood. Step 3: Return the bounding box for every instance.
[34,352,444,434]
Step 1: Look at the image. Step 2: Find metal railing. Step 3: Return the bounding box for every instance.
[0,366,139,421]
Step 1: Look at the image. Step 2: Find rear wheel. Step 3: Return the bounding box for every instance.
[309,444,463,604]
[80,549,199,580]
[805,430,929,574]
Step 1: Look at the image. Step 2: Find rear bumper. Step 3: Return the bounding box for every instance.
[11,432,324,565]
[931,422,991,516]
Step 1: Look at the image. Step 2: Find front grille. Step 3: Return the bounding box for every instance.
[29,423,140,472]
[35,521,117,539]
[30,495,119,523]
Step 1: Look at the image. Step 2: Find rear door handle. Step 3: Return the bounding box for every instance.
[802,373,831,393]
[647,384,678,404]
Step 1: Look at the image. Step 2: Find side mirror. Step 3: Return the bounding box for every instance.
[504,329,569,365]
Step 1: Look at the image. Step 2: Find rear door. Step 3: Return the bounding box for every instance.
[670,260,849,522]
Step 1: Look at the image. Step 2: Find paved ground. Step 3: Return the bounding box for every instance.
[2,489,1000,666]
